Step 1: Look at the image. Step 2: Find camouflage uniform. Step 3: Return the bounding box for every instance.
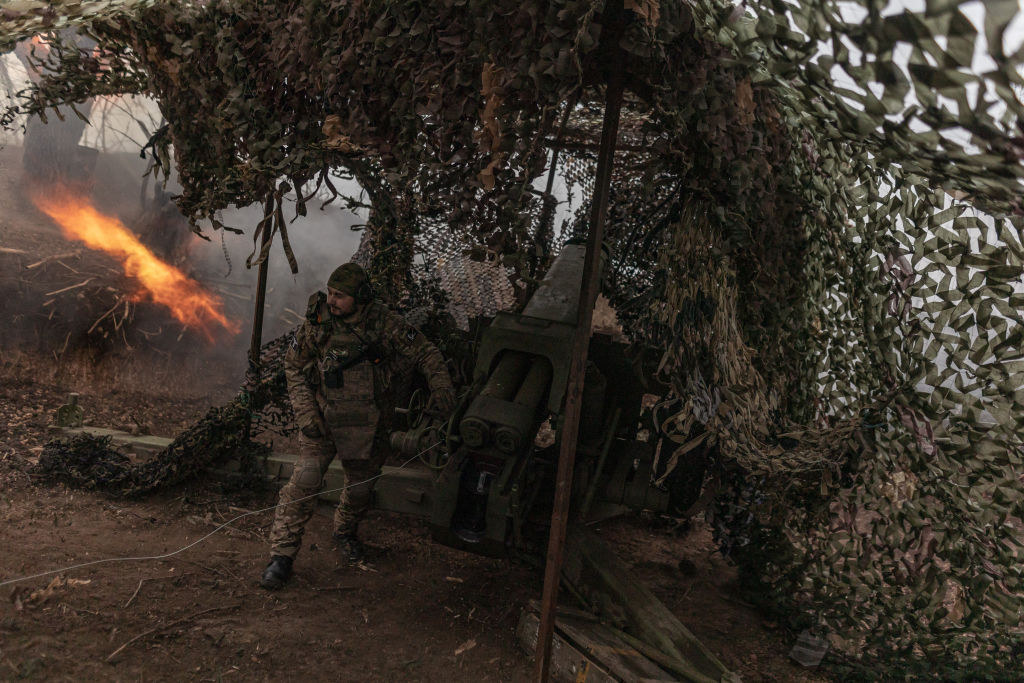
[267,290,453,560]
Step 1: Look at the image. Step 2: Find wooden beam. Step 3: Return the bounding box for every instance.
[562,525,735,682]
[243,194,274,442]
[248,194,274,373]
[533,1,627,679]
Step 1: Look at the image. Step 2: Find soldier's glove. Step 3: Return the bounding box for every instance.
[427,387,456,417]
[298,415,324,439]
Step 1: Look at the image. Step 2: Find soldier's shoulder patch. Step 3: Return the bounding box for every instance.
[290,332,300,350]
[406,328,417,342]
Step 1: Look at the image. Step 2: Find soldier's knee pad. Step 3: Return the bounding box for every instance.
[292,459,323,490]
[347,483,373,510]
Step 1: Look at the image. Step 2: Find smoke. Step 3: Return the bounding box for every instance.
[0,44,368,393]
[194,193,365,348]
[112,150,367,379]
[83,143,367,343]
[0,105,365,395]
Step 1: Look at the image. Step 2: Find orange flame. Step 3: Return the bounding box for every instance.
[33,189,241,341]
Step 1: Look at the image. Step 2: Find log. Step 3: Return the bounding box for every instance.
[519,607,679,682]
[517,610,617,683]
[562,525,735,682]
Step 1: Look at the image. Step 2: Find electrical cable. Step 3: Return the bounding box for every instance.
[0,441,442,589]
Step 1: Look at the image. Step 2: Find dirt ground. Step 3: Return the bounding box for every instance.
[0,369,829,683]
[0,143,830,682]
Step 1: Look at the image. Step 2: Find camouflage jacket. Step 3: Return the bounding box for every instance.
[284,293,453,432]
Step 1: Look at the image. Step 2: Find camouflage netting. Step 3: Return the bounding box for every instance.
[37,332,296,496]
[4,0,1024,675]
[411,228,516,331]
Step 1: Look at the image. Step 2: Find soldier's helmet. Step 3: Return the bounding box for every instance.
[327,262,367,296]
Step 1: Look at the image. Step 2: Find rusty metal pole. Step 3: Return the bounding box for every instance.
[533,29,625,683]
[248,195,274,371]
[534,101,575,245]
[243,195,274,440]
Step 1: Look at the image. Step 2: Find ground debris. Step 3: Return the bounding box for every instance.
[10,575,92,610]
[105,603,240,663]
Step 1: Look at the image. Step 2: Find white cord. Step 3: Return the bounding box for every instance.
[0,443,441,588]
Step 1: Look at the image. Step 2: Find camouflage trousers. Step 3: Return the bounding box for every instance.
[267,433,386,559]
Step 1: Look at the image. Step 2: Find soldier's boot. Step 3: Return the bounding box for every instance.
[334,532,366,564]
[259,555,294,590]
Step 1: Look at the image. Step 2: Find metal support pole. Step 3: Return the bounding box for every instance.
[533,19,625,681]
[243,195,274,440]
[524,100,578,306]
[534,100,575,246]
[248,195,274,370]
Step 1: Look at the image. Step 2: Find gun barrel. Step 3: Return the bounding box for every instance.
[521,243,605,324]
[483,356,552,455]
[513,357,552,408]
[480,350,532,400]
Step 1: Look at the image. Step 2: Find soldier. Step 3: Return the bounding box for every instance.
[260,262,455,589]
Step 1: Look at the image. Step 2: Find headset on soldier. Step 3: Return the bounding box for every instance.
[316,262,381,389]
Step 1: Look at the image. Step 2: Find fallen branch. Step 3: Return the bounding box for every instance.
[0,246,28,254]
[106,603,239,663]
[28,251,80,269]
[55,260,84,274]
[88,298,124,334]
[212,287,252,302]
[56,331,71,360]
[46,278,94,297]
[123,574,186,608]
[123,579,145,609]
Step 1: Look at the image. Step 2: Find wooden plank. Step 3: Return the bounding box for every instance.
[553,615,677,682]
[563,525,733,682]
[518,611,617,683]
[60,426,444,511]
[58,427,172,455]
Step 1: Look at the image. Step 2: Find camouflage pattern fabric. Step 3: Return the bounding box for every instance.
[15,0,1024,672]
[269,293,452,558]
[285,292,452,430]
[267,434,388,558]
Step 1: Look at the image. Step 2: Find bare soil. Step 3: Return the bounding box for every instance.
[0,144,829,682]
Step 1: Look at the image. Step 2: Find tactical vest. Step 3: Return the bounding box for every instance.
[314,315,381,460]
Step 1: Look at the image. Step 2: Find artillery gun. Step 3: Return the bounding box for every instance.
[380,243,734,682]
[381,242,691,556]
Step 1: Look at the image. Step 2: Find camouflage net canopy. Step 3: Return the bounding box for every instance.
[38,333,296,496]
[5,0,1024,675]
